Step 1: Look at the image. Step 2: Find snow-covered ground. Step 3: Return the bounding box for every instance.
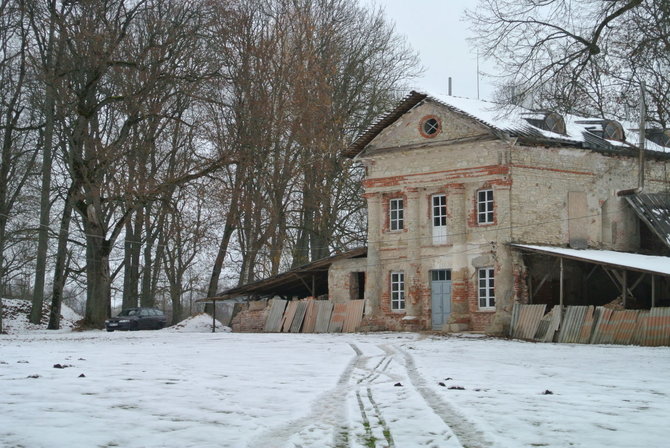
[1,327,669,448]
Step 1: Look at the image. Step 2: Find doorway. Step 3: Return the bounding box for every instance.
[431,269,452,330]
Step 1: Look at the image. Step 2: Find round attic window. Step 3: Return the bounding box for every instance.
[419,115,441,138]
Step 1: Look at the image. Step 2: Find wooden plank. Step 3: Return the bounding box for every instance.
[512,304,546,340]
[541,305,562,342]
[263,299,287,332]
[342,300,365,333]
[301,299,317,333]
[328,303,348,333]
[314,301,333,333]
[289,301,308,333]
[280,301,298,333]
[578,306,595,344]
[610,310,639,345]
[591,307,614,344]
[559,306,590,343]
[646,307,670,346]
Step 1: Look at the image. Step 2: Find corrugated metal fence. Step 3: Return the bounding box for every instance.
[510,304,670,346]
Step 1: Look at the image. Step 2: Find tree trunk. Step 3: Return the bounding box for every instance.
[122,209,142,309]
[206,218,236,298]
[48,185,74,330]
[82,207,112,328]
[30,7,58,325]
[169,279,183,325]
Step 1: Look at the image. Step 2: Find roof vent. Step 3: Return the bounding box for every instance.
[646,128,670,148]
[602,120,625,141]
[575,119,625,142]
[523,111,566,135]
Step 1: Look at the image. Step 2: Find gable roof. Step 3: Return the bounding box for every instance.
[345,91,670,158]
[625,193,670,250]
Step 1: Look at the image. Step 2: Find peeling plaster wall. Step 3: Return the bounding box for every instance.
[328,258,368,303]
[353,100,670,335]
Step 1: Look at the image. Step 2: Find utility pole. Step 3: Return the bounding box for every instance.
[638,80,646,192]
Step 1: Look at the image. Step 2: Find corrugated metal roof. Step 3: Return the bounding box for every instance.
[206,247,367,301]
[511,244,670,276]
[625,193,670,249]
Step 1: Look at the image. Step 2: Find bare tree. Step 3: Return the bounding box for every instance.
[467,0,669,124]
[0,0,40,332]
[47,0,230,327]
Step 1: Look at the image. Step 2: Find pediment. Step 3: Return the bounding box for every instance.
[359,99,494,156]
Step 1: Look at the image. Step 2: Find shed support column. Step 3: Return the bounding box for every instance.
[622,270,628,309]
[559,258,564,308]
[651,274,656,308]
[212,301,216,333]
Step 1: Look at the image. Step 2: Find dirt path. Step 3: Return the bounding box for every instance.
[249,340,488,448]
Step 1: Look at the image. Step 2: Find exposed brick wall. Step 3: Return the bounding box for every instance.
[230,302,269,333]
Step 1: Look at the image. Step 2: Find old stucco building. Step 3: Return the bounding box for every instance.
[216,91,670,335]
[332,91,670,334]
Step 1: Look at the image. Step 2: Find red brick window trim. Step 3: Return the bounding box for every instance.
[419,115,442,138]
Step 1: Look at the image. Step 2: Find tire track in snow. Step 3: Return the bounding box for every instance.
[247,343,362,448]
[397,346,491,448]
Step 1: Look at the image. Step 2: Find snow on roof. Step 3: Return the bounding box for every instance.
[427,93,669,154]
[512,244,670,276]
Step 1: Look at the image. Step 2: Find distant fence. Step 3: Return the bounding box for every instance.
[510,304,670,346]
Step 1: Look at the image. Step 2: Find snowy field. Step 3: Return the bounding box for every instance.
[1,325,670,448]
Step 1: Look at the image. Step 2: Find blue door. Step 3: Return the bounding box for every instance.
[431,270,452,330]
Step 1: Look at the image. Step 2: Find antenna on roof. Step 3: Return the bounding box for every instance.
[448,77,452,96]
[639,80,646,192]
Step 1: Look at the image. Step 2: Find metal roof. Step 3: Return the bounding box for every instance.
[511,244,670,276]
[625,193,670,249]
[201,247,367,302]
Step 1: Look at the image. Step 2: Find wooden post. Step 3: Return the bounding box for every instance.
[559,258,564,308]
[622,271,628,309]
[212,301,216,333]
[312,275,316,297]
[651,274,656,308]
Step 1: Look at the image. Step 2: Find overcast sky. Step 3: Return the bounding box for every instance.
[361,0,497,101]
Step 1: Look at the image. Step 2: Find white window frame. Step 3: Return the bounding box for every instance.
[478,267,495,310]
[389,198,404,231]
[477,189,494,224]
[391,271,405,311]
[432,194,447,245]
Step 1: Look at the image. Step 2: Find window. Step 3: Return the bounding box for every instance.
[389,198,404,231]
[477,189,494,224]
[478,268,495,309]
[391,271,405,310]
[419,115,441,138]
[432,194,447,244]
[431,269,451,282]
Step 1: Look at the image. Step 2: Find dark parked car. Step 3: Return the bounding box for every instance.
[105,307,167,331]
